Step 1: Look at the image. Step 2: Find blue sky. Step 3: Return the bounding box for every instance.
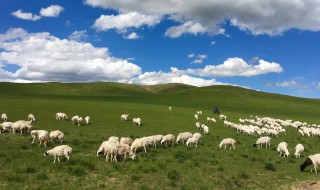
[1,0,320,98]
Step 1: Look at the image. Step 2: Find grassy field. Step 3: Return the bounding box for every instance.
[1,82,320,190]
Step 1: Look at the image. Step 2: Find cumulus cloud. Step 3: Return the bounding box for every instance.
[129,67,228,87]
[93,12,161,33]
[124,32,140,39]
[187,57,283,77]
[0,28,141,83]
[11,9,41,21]
[68,30,88,42]
[265,81,307,89]
[188,54,208,64]
[40,5,64,17]
[85,0,320,36]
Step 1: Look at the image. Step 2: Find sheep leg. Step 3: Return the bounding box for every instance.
[53,156,56,163]
[58,157,60,163]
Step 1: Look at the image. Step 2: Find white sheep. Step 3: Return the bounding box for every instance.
[186,136,200,148]
[192,133,202,140]
[55,112,68,120]
[277,142,290,157]
[49,130,64,144]
[121,114,129,121]
[197,111,202,115]
[28,114,36,123]
[130,138,147,155]
[160,134,175,147]
[78,117,83,126]
[219,114,227,120]
[295,144,304,158]
[108,136,120,143]
[0,122,13,133]
[253,136,271,148]
[133,118,142,126]
[300,153,320,173]
[71,115,80,125]
[116,144,132,162]
[176,132,192,144]
[104,143,119,162]
[38,131,50,147]
[202,125,209,134]
[85,116,90,124]
[97,141,109,156]
[1,113,8,121]
[169,106,172,111]
[120,137,133,145]
[152,135,163,148]
[43,145,72,163]
[194,114,199,120]
[219,138,236,150]
[207,117,216,123]
[31,130,48,144]
[195,122,202,131]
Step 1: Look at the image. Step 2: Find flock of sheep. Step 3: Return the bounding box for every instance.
[1,109,320,173]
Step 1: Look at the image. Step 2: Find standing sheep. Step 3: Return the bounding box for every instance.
[28,114,36,123]
[253,136,271,148]
[49,130,64,144]
[38,131,50,147]
[31,130,48,144]
[186,136,200,148]
[121,114,129,121]
[1,113,8,121]
[161,134,175,147]
[300,153,320,173]
[55,112,68,120]
[43,145,72,163]
[85,116,90,124]
[176,132,192,144]
[277,142,290,157]
[219,138,236,150]
[295,144,304,158]
[133,118,142,126]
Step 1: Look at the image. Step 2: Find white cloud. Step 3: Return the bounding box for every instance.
[124,32,140,39]
[93,12,161,32]
[40,5,64,17]
[129,67,228,87]
[189,54,207,64]
[68,30,88,42]
[192,59,203,64]
[0,28,141,83]
[187,57,283,77]
[188,53,195,58]
[85,0,320,36]
[11,9,41,21]
[211,41,216,45]
[265,81,307,89]
[198,54,207,59]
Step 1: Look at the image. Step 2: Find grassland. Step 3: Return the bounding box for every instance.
[0,82,320,190]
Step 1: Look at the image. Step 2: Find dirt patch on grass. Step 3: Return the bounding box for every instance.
[290,181,320,190]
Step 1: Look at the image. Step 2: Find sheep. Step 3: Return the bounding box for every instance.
[121,114,129,121]
[219,114,227,120]
[152,135,163,148]
[116,144,132,162]
[192,133,202,140]
[160,134,175,147]
[120,137,133,146]
[194,114,199,120]
[104,143,119,162]
[28,114,36,123]
[207,117,216,123]
[31,130,48,144]
[11,122,23,134]
[78,117,83,126]
[85,116,90,124]
[108,136,120,143]
[1,113,8,121]
[97,141,109,156]
[133,118,142,126]
[130,138,147,155]
[203,125,209,134]
[19,123,32,134]
[300,153,320,173]
[38,131,50,147]
[197,111,202,115]
[253,136,271,148]
[277,142,290,157]
[295,144,304,158]
[55,112,68,120]
[186,136,200,148]
[176,132,192,144]
[219,138,236,150]
[169,106,172,111]
[196,122,202,131]
[71,115,80,125]
[43,145,72,163]
[49,130,64,144]
[0,122,13,133]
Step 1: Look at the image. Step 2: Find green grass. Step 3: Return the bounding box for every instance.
[0,82,320,189]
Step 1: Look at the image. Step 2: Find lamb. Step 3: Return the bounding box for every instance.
[219,138,236,150]
[300,153,320,173]
[253,136,271,148]
[120,137,133,146]
[1,113,8,121]
[38,131,50,147]
[176,132,192,144]
[294,144,304,158]
[186,136,200,148]
[55,112,68,120]
[160,134,175,147]
[49,130,64,144]
[31,130,48,144]
[121,114,129,121]
[277,142,290,157]
[133,118,142,126]
[85,116,90,124]
[43,145,72,163]
[28,114,36,123]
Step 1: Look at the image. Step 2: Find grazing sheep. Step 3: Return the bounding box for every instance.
[38,131,50,147]
[116,144,132,162]
[300,153,320,173]
[104,143,119,162]
[78,117,83,126]
[152,135,163,148]
[295,144,304,158]
[219,138,236,150]
[120,137,133,146]
[196,122,202,131]
[277,142,290,157]
[130,138,147,155]
[186,136,200,148]
[97,141,109,156]
[55,112,68,120]
[11,122,23,134]
[1,113,8,121]
[176,132,192,144]
[192,133,202,140]
[85,116,90,124]
[202,125,209,134]
[197,111,202,115]
[219,114,227,120]
[133,118,142,126]
[121,114,129,121]
[108,136,120,143]
[0,122,13,133]
[161,134,175,147]
[31,130,48,144]
[169,106,172,111]
[43,145,72,163]
[253,136,271,148]
[194,114,199,120]
[28,114,36,123]
[49,130,64,144]
[71,115,80,125]
[207,117,216,123]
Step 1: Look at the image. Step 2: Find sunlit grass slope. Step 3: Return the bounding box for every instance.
[0,82,320,190]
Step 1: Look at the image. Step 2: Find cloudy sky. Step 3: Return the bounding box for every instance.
[1,1,320,98]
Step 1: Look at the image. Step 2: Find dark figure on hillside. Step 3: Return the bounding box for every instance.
[213,106,220,114]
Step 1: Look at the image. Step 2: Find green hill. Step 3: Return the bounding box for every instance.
[0,82,320,190]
